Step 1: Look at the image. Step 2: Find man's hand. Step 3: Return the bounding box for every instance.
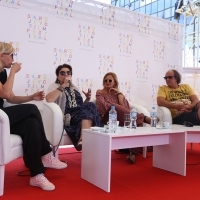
[32,91,45,101]
[176,103,192,113]
[82,88,91,100]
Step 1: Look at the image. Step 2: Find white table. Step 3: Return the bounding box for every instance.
[171,125,200,146]
[81,127,186,192]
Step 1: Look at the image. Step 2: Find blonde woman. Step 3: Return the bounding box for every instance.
[0,42,67,191]
[96,72,151,163]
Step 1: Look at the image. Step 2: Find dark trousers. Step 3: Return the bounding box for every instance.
[2,104,52,177]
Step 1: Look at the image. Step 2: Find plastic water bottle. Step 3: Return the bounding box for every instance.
[150,106,157,128]
[130,107,137,129]
[108,105,117,132]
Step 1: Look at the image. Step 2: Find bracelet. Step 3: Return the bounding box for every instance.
[57,85,64,92]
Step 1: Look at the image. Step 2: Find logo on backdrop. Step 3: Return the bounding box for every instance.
[119,82,131,101]
[119,33,133,55]
[153,40,165,61]
[98,54,114,76]
[53,48,73,67]
[25,74,47,95]
[100,4,115,28]
[55,0,73,19]
[10,41,20,62]
[76,78,93,92]
[78,24,95,50]
[168,22,179,42]
[27,14,48,43]
[167,64,179,71]
[136,60,149,81]
[151,84,159,103]
[0,0,20,8]
[137,14,150,35]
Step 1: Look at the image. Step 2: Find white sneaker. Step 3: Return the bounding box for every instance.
[42,152,67,169]
[30,174,55,191]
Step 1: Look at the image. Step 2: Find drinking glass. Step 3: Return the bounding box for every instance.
[124,114,131,128]
[156,115,163,129]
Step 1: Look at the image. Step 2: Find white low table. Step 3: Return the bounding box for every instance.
[81,127,186,192]
[172,125,200,143]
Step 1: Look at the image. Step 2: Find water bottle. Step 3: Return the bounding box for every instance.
[108,105,117,132]
[130,107,137,129]
[150,106,157,128]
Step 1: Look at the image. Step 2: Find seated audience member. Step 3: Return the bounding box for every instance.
[96,72,151,163]
[157,69,200,125]
[0,42,67,191]
[46,64,102,151]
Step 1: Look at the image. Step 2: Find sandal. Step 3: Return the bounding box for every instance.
[126,153,136,164]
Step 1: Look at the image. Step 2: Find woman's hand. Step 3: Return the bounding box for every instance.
[32,91,45,101]
[109,87,120,94]
[11,62,21,74]
[62,76,72,87]
[82,88,91,101]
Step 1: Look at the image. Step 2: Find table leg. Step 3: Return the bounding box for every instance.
[81,131,111,192]
[153,132,186,176]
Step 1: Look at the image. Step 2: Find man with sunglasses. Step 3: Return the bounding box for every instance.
[157,69,200,125]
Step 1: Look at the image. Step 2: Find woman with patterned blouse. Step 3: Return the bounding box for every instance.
[46,64,102,151]
[95,72,151,163]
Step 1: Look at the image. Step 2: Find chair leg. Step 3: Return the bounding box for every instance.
[143,147,147,158]
[0,165,5,196]
[52,146,59,158]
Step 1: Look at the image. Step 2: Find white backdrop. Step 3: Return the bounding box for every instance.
[0,0,183,111]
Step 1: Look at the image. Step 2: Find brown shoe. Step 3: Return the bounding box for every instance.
[126,154,136,164]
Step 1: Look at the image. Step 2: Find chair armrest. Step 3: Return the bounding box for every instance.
[130,103,150,117]
[3,101,17,108]
[0,109,11,164]
[157,106,172,125]
[43,101,64,146]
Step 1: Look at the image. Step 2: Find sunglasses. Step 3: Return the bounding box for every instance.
[164,76,174,80]
[104,79,112,83]
[59,71,72,76]
[3,53,13,59]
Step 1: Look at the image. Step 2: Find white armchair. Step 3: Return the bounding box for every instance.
[157,106,194,149]
[157,106,173,125]
[0,102,23,196]
[43,100,150,157]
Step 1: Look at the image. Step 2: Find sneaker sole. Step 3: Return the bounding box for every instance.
[30,182,55,191]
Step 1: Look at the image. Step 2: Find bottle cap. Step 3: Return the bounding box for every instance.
[111,105,115,109]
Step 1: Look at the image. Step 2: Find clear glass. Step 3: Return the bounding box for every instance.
[158,0,164,12]
[124,114,131,128]
[151,1,157,13]
[156,115,163,129]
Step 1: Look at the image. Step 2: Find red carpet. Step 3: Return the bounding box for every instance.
[1,144,200,200]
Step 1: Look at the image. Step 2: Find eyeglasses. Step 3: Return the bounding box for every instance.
[163,76,174,80]
[104,79,112,83]
[59,71,72,76]
[3,53,13,59]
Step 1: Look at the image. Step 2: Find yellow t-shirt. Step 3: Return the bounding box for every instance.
[157,84,195,119]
